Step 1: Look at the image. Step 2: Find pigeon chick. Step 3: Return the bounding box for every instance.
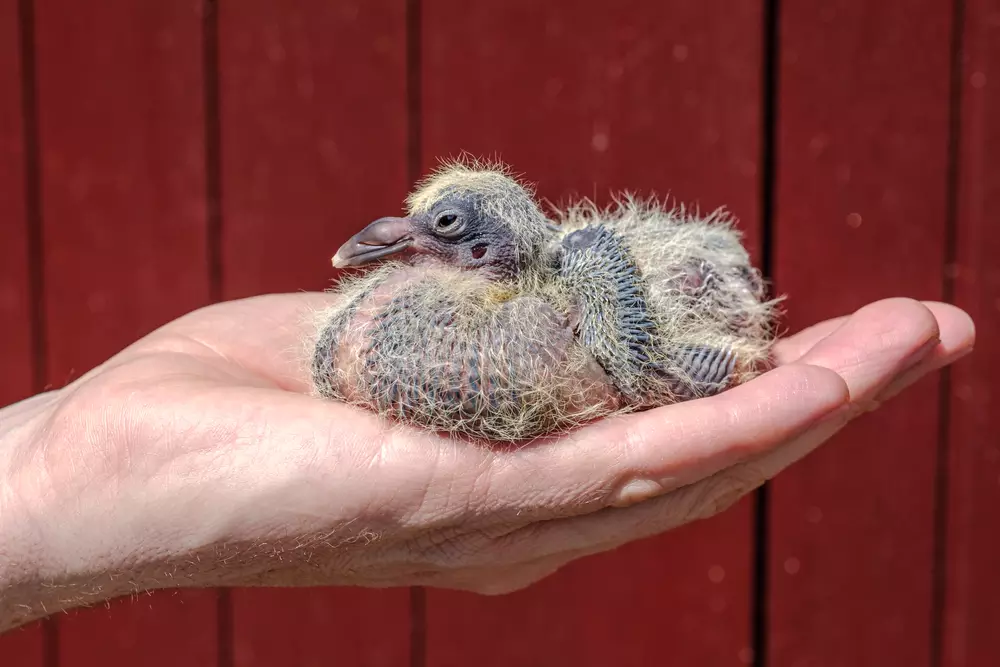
[310,159,779,442]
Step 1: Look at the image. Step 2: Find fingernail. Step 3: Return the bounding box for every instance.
[610,399,854,509]
[611,478,665,508]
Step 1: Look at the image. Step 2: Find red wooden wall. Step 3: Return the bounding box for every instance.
[0,1,995,666]
[770,2,953,665]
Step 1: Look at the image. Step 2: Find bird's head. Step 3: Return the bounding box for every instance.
[332,160,555,280]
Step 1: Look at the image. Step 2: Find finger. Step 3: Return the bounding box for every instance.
[473,411,845,566]
[789,297,941,406]
[702,299,973,497]
[771,300,970,366]
[471,300,968,564]
[471,363,848,522]
[875,302,975,401]
[771,317,849,365]
[736,298,945,477]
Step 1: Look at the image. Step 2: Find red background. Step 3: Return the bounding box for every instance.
[1,1,997,666]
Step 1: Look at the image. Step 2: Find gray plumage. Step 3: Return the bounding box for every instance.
[308,158,780,442]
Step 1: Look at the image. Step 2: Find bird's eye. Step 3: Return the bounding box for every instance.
[433,211,466,237]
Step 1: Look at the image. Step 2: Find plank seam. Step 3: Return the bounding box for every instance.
[407,1,427,666]
[931,0,967,665]
[202,1,230,664]
[204,0,223,305]
[407,0,422,183]
[753,0,782,665]
[18,0,55,660]
[18,0,44,395]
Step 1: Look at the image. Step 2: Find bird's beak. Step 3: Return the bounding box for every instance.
[332,216,415,268]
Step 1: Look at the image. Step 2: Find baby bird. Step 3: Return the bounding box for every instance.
[310,159,779,442]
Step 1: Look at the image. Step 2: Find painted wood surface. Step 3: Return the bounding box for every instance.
[29,1,218,665]
[769,2,955,666]
[0,1,996,666]
[420,2,763,665]
[943,1,1000,665]
[216,2,413,665]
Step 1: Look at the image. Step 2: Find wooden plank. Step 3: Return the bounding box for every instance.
[217,2,413,664]
[218,0,410,298]
[942,1,1000,665]
[0,0,44,662]
[421,2,763,665]
[768,2,954,666]
[31,1,217,665]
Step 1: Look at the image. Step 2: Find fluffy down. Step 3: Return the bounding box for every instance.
[308,159,781,442]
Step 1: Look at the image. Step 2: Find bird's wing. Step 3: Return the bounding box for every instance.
[556,220,755,405]
[557,224,660,398]
[312,265,618,441]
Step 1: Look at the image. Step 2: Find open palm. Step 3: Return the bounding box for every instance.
[4,292,973,628]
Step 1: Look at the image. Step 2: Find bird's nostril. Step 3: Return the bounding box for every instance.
[472,244,488,259]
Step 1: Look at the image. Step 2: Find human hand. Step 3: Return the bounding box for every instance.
[0,294,974,631]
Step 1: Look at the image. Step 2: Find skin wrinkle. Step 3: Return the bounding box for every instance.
[487,444,617,520]
[392,434,450,530]
[456,450,498,522]
[404,439,502,529]
[103,384,218,488]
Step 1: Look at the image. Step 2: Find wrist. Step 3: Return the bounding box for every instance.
[0,390,65,629]
[0,389,160,631]
[0,382,252,633]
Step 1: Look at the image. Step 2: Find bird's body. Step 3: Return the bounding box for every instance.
[311,160,779,442]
